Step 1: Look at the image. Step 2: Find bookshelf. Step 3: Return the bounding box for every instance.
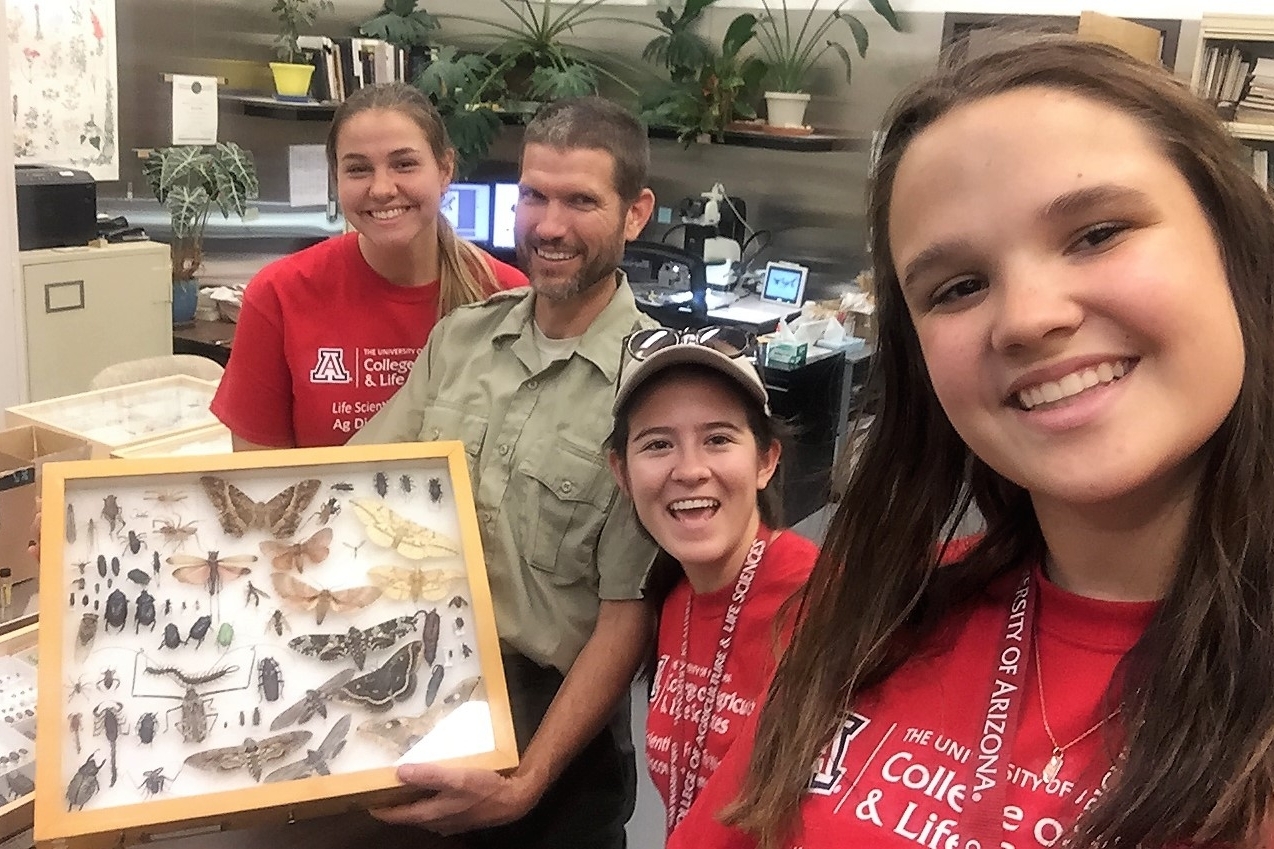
[1192,14,1274,191]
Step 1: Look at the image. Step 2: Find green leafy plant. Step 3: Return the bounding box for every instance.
[269,0,335,65]
[441,0,653,102]
[359,0,439,48]
[753,0,900,92]
[142,143,260,282]
[414,45,503,178]
[642,0,719,83]
[642,13,767,144]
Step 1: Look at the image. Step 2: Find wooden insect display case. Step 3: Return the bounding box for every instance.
[34,443,517,849]
[0,621,38,842]
[5,376,220,459]
[110,424,233,459]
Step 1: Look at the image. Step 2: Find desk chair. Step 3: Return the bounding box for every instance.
[89,354,225,390]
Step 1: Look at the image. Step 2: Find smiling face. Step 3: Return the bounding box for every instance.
[334,108,453,257]
[515,143,653,302]
[611,370,779,592]
[889,87,1244,513]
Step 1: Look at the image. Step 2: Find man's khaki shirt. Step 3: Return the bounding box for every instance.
[352,279,658,674]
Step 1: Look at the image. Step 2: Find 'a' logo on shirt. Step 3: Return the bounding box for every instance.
[310,348,351,384]
[808,713,871,796]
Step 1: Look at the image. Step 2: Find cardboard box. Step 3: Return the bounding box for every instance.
[36,443,517,849]
[0,425,91,586]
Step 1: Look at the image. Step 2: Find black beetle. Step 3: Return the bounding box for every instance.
[96,555,107,578]
[127,568,150,586]
[257,657,283,702]
[186,615,212,648]
[110,557,120,577]
[103,590,128,634]
[136,711,159,745]
[135,590,156,633]
[158,623,181,650]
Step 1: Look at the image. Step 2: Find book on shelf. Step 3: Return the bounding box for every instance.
[1234,105,1274,126]
[291,36,407,102]
[1252,147,1269,190]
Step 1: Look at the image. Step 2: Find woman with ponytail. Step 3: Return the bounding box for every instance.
[213,82,526,448]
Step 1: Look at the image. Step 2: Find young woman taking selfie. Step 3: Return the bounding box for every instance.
[608,327,817,837]
[670,38,1274,849]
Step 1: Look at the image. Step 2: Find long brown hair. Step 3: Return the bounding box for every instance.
[327,83,501,314]
[725,38,1274,849]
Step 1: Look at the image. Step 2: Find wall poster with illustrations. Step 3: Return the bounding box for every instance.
[8,0,118,180]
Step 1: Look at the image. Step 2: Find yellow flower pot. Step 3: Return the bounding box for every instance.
[269,62,315,101]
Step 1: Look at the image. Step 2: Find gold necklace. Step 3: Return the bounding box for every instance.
[1034,630,1121,783]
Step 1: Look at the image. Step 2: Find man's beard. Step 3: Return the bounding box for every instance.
[518,230,626,302]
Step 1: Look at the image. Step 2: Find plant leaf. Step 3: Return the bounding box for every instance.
[828,39,854,85]
[723,13,758,59]
[836,11,869,57]
[527,61,597,99]
[867,0,901,31]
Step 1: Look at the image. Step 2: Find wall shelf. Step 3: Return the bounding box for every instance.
[220,92,337,122]
[648,125,867,153]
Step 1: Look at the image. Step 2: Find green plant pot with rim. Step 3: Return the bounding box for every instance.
[270,62,315,101]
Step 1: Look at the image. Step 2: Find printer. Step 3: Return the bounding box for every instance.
[15,164,96,250]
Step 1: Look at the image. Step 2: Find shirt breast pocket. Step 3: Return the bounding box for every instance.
[517,437,612,586]
[417,401,486,468]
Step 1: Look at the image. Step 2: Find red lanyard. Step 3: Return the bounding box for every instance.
[666,533,770,832]
[958,567,1037,845]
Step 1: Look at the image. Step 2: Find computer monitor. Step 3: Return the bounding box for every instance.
[760,261,808,308]
[441,183,492,243]
[491,182,519,250]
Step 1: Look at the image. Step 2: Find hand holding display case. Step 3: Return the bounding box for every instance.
[34,443,517,849]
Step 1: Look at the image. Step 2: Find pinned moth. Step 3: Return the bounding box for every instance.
[264,714,351,783]
[167,550,258,597]
[333,640,423,712]
[287,614,422,671]
[184,730,311,783]
[359,677,484,756]
[271,573,380,626]
[270,668,358,731]
[200,476,321,539]
[368,564,467,604]
[350,498,461,560]
[260,527,333,574]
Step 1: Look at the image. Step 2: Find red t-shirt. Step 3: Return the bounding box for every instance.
[211,233,526,447]
[650,529,817,834]
[668,565,1157,849]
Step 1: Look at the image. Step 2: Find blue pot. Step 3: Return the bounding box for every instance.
[172,278,198,324]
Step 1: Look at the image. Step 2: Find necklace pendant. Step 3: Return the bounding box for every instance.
[1042,750,1064,783]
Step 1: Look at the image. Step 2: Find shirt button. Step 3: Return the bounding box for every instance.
[527,380,539,390]
[428,429,440,439]
[480,510,492,524]
[560,481,574,494]
[499,444,510,456]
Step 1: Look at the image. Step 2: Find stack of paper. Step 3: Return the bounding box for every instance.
[1235,57,1274,126]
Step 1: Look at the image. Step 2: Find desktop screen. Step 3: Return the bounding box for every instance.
[491,182,519,249]
[441,183,492,243]
[762,264,806,305]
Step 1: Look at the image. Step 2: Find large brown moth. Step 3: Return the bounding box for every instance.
[349,498,461,560]
[333,640,423,712]
[183,730,311,782]
[200,476,321,539]
[269,668,358,731]
[259,527,334,573]
[270,573,381,625]
[263,714,351,783]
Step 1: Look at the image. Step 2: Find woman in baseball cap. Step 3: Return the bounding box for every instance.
[607,326,818,838]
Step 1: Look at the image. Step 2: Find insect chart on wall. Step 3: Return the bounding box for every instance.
[8,0,119,179]
[47,455,500,813]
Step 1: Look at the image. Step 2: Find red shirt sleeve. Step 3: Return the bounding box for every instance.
[210,269,297,448]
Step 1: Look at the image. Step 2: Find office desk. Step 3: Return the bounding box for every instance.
[173,319,235,366]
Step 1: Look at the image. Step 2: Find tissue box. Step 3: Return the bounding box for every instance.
[767,341,808,367]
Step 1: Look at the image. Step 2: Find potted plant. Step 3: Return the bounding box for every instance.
[414,46,504,177]
[641,10,767,144]
[268,0,334,100]
[441,0,653,107]
[359,0,440,82]
[752,0,900,129]
[141,143,260,323]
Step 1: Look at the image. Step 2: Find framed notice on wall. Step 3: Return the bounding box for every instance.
[8,0,119,180]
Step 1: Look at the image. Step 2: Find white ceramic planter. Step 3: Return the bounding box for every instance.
[765,91,811,129]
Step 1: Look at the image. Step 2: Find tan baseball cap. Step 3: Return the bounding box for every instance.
[613,339,769,416]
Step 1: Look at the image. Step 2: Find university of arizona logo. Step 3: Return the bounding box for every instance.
[808,713,870,795]
[310,348,351,384]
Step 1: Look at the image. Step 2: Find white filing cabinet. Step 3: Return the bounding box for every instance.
[20,241,172,402]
